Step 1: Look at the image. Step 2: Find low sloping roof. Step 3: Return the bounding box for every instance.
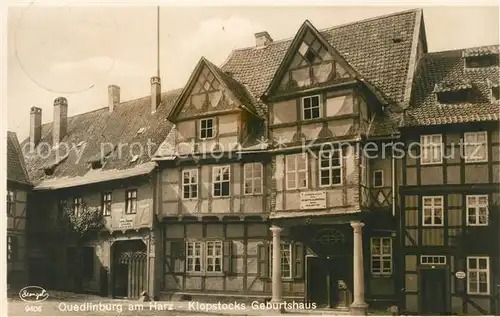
[23,89,182,187]
[7,131,31,185]
[405,46,500,127]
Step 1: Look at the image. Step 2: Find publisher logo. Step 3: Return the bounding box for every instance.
[19,286,49,303]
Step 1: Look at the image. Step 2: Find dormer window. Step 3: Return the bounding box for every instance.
[91,161,103,169]
[492,86,499,102]
[200,118,215,139]
[465,54,499,68]
[436,90,470,104]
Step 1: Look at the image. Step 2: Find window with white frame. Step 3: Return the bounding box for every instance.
[467,256,490,295]
[422,196,443,226]
[270,242,292,278]
[301,95,321,120]
[286,154,308,189]
[373,170,383,188]
[319,149,342,186]
[7,190,15,217]
[421,134,442,164]
[370,237,392,275]
[101,192,112,216]
[182,169,198,199]
[125,189,137,214]
[206,241,223,272]
[464,132,488,163]
[213,166,230,197]
[466,195,489,226]
[200,118,215,139]
[244,163,263,195]
[73,197,83,217]
[186,241,203,273]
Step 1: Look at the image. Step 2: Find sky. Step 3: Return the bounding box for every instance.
[6,4,499,140]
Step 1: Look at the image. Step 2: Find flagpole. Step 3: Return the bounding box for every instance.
[157,5,160,78]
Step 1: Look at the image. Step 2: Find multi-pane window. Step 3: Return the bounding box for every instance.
[421,255,446,265]
[466,195,489,226]
[373,170,383,188]
[464,132,488,163]
[371,237,392,275]
[7,235,16,262]
[467,257,490,295]
[200,118,215,139]
[7,190,15,217]
[206,241,223,273]
[101,192,112,216]
[286,154,308,189]
[319,150,342,186]
[270,242,292,279]
[186,241,203,273]
[421,134,442,165]
[213,166,230,197]
[182,169,198,199]
[422,196,443,226]
[73,197,83,217]
[244,163,263,195]
[302,95,321,120]
[125,189,137,214]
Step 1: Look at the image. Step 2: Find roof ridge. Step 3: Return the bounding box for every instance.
[426,44,500,56]
[225,8,421,55]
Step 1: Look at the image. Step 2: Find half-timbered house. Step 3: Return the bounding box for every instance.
[22,80,180,299]
[399,45,500,315]
[152,9,426,314]
[7,131,32,289]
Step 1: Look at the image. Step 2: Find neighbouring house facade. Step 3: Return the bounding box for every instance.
[7,131,31,289]
[16,8,499,316]
[399,45,500,315]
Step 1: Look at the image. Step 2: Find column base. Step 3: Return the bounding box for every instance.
[350,302,368,315]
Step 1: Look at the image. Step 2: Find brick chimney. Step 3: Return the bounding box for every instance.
[53,97,68,146]
[108,85,120,112]
[151,76,161,114]
[255,31,273,47]
[29,106,42,151]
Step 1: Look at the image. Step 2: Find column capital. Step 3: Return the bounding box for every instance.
[270,226,282,234]
[350,221,365,232]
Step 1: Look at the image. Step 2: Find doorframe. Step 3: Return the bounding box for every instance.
[305,255,333,307]
[418,266,450,314]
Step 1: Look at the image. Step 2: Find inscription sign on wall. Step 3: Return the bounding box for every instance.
[119,218,133,229]
[300,191,326,210]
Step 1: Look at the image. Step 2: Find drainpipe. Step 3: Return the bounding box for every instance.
[392,148,396,217]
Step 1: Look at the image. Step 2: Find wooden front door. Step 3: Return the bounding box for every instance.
[421,269,447,315]
[112,240,147,299]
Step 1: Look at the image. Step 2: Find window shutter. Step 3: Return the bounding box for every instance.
[257,242,269,278]
[293,242,304,279]
[223,240,232,274]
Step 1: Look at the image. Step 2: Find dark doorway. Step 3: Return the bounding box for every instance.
[99,267,109,297]
[112,240,147,299]
[421,269,447,315]
[307,256,350,308]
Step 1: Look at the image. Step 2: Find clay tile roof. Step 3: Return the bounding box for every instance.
[22,89,182,188]
[221,9,422,137]
[433,79,473,93]
[7,131,31,185]
[463,45,499,57]
[406,45,500,127]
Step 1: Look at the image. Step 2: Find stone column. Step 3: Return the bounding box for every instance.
[270,226,282,303]
[350,221,368,315]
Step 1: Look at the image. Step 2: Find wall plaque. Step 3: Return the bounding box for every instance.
[300,190,326,210]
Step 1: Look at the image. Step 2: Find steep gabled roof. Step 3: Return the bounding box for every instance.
[405,45,500,127]
[7,131,31,186]
[222,9,421,106]
[22,89,182,189]
[167,57,263,122]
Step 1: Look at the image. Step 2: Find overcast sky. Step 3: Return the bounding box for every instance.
[7,5,499,139]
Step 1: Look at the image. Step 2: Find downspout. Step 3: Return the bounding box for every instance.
[392,145,396,217]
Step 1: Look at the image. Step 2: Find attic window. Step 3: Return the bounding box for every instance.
[91,161,103,169]
[465,54,499,68]
[492,86,499,101]
[392,37,403,43]
[44,167,55,176]
[437,90,470,104]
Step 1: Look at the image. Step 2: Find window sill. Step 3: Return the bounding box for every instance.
[466,224,489,227]
[371,274,393,278]
[420,162,443,166]
[212,196,231,199]
[464,159,488,164]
